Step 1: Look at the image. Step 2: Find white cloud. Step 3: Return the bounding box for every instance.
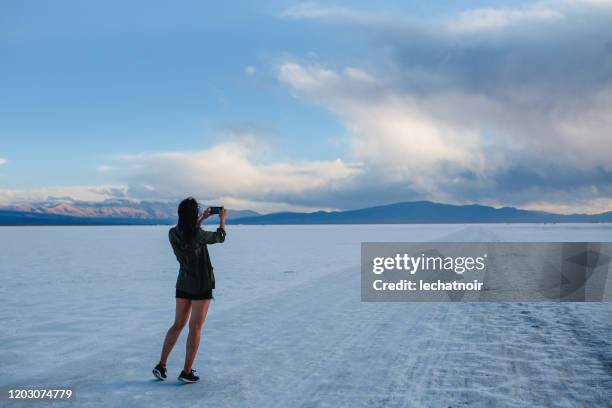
[96,164,115,172]
[99,139,362,208]
[280,3,357,20]
[523,197,612,215]
[571,0,612,10]
[208,196,336,214]
[0,158,7,165]
[280,2,566,32]
[278,2,395,26]
[448,6,564,32]
[245,65,256,76]
[343,67,377,84]
[0,185,127,205]
[0,138,362,211]
[279,62,490,195]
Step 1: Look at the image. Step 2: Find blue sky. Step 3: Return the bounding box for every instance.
[1,0,612,213]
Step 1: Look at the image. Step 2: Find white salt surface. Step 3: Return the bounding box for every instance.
[0,224,610,407]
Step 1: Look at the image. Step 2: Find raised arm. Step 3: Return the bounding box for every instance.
[197,208,227,244]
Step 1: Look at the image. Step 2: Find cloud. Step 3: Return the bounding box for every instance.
[524,197,612,215]
[571,0,612,10]
[0,185,127,205]
[275,1,612,212]
[279,63,486,191]
[97,139,362,211]
[0,158,7,165]
[96,164,115,172]
[201,196,334,214]
[448,6,564,33]
[245,65,257,76]
[280,3,360,20]
[278,2,402,27]
[279,62,495,203]
[280,2,566,31]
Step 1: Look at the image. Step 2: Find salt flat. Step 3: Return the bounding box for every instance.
[0,224,610,407]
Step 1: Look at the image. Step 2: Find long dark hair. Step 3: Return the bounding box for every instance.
[178,197,199,242]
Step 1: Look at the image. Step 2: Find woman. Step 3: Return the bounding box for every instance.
[153,197,227,383]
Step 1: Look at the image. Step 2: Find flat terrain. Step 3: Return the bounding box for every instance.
[1,224,610,407]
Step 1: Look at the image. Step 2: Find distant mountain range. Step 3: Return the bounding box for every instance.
[1,199,611,226]
[0,199,258,225]
[230,201,612,225]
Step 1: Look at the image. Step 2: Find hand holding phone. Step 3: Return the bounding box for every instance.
[209,206,224,215]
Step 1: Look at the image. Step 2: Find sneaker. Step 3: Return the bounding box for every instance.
[152,363,167,381]
[178,369,199,383]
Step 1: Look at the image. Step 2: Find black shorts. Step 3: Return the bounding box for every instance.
[176,289,213,300]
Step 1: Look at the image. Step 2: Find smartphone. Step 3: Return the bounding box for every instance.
[209,206,224,215]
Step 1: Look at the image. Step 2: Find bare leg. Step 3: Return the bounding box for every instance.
[159,298,191,367]
[183,299,211,373]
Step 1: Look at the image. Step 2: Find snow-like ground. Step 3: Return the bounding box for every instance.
[1,224,611,407]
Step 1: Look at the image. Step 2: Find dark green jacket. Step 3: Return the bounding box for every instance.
[169,226,226,294]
